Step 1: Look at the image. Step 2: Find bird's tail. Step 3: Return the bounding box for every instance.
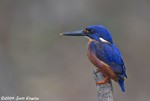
[118,79,125,92]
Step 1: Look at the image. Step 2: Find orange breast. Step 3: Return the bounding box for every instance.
[87,40,118,82]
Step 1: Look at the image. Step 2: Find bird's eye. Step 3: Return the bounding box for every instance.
[83,29,93,34]
[83,29,89,33]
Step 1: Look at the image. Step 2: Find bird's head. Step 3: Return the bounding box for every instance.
[60,25,113,44]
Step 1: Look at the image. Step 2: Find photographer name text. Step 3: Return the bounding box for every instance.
[1,96,39,101]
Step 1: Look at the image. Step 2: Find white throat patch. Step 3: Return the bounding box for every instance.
[99,37,110,43]
[84,36,93,41]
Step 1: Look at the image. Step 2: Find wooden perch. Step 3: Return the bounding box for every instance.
[93,69,114,101]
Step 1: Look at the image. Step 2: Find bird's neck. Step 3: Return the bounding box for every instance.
[87,38,96,53]
[87,38,94,46]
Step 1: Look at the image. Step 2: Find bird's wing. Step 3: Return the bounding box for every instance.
[94,42,126,77]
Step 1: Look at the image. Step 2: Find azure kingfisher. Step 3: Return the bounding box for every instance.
[60,25,127,92]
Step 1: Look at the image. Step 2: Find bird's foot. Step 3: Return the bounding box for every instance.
[96,76,110,84]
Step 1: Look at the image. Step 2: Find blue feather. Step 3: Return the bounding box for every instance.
[118,79,125,92]
[94,42,126,74]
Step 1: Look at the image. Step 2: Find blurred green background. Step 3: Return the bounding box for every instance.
[0,0,150,101]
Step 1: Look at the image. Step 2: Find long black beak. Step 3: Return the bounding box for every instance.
[60,30,86,36]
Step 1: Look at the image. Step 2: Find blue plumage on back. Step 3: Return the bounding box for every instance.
[95,43,124,73]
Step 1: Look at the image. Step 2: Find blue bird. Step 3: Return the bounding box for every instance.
[60,25,127,92]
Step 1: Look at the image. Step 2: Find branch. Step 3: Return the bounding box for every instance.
[93,69,114,101]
